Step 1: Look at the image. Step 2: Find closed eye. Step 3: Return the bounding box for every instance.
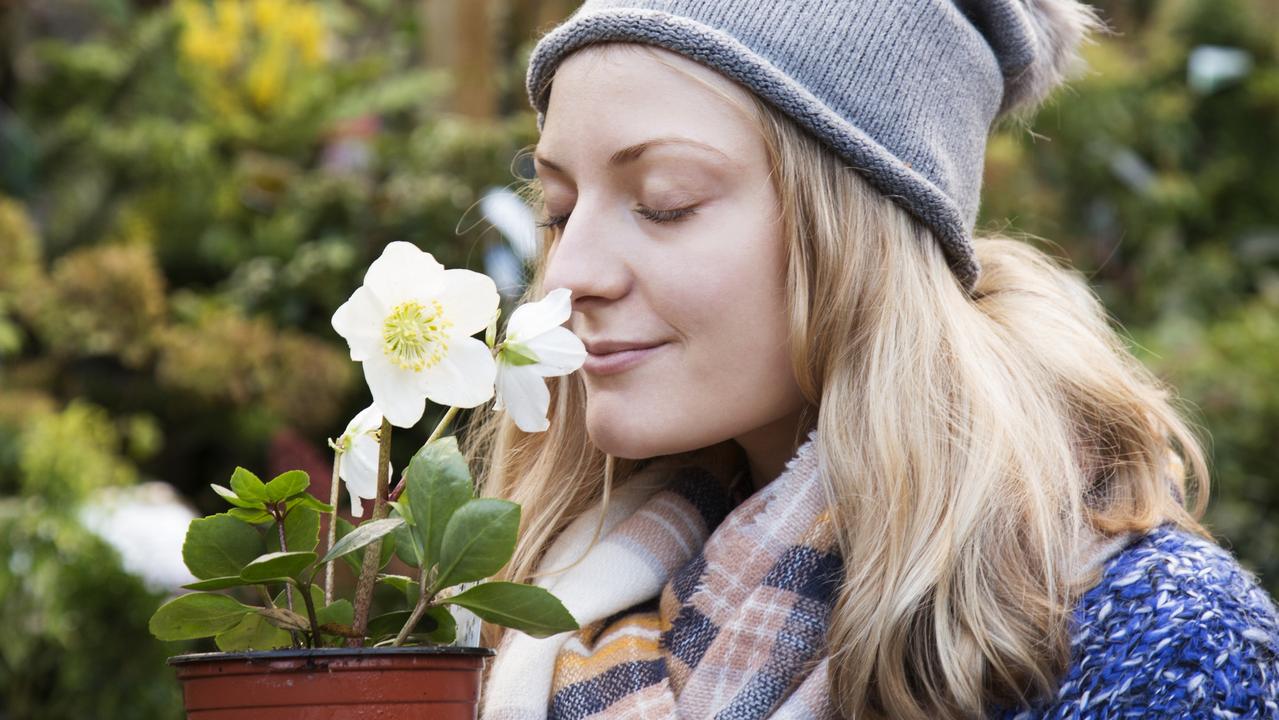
[534,213,568,230]
[535,205,698,231]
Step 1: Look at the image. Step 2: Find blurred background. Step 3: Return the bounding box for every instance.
[0,0,1274,717]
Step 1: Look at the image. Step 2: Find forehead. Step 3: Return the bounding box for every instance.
[536,44,763,171]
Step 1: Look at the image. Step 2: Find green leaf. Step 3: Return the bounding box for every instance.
[230,466,269,502]
[264,469,309,502]
[406,436,473,573]
[365,606,455,643]
[211,483,263,509]
[182,513,267,579]
[440,581,578,638]
[337,518,362,574]
[320,517,404,565]
[387,500,410,521]
[365,610,415,638]
[149,593,251,641]
[257,606,311,633]
[271,584,323,609]
[267,507,320,554]
[182,576,253,591]
[316,599,354,628]
[377,573,420,603]
[392,512,423,566]
[433,499,519,591]
[287,494,335,513]
[419,605,457,644]
[240,551,317,583]
[215,611,292,651]
[228,507,274,524]
[335,517,396,574]
[416,606,457,644]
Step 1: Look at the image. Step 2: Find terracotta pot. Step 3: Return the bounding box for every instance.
[169,646,495,719]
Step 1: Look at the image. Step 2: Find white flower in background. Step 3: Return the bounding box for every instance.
[331,241,500,428]
[494,288,587,432]
[333,404,388,517]
[479,187,537,261]
[78,482,198,592]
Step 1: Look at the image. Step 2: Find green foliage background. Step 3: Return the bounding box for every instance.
[0,0,1275,717]
[981,0,1279,575]
[1,1,539,716]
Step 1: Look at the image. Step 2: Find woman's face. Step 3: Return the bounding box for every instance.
[536,44,806,466]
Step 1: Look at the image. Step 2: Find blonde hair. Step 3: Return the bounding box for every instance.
[467,44,1210,719]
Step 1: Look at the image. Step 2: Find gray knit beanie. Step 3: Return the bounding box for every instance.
[525,0,1107,293]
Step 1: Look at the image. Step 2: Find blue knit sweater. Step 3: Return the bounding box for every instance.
[995,523,1279,719]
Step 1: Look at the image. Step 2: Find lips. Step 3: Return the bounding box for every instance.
[581,340,668,376]
[582,339,664,355]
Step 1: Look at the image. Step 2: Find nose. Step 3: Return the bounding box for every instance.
[541,199,630,311]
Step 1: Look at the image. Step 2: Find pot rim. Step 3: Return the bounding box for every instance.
[168,645,495,666]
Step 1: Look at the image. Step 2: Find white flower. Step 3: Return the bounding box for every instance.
[334,405,388,517]
[494,288,586,432]
[331,241,500,428]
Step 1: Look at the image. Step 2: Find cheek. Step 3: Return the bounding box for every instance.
[673,209,789,367]
[582,209,798,459]
[678,244,791,400]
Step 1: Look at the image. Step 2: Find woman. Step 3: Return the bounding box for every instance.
[470,1,1279,718]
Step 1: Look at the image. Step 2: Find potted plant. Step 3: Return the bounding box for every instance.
[148,241,586,718]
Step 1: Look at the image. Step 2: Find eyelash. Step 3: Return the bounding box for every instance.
[535,205,698,230]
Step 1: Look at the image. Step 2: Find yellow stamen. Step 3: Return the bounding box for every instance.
[381,299,452,371]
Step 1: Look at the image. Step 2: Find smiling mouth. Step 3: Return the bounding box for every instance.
[582,343,668,376]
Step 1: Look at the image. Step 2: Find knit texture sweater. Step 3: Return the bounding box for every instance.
[995,524,1279,718]
[481,431,1279,717]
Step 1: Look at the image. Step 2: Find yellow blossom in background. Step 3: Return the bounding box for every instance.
[175,0,329,117]
[250,0,285,31]
[176,0,237,71]
[285,4,326,67]
[245,40,287,110]
[212,0,246,51]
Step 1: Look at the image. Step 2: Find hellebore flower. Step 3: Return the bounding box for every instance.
[331,241,499,428]
[494,288,587,432]
[333,405,387,517]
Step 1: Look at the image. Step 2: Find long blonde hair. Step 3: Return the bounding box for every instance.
[466,45,1210,719]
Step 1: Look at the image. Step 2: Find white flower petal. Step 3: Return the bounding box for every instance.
[523,326,587,377]
[331,286,384,361]
[363,241,445,308]
[339,435,379,517]
[507,287,573,342]
[436,268,500,336]
[418,335,496,409]
[341,404,383,440]
[363,353,429,428]
[337,409,389,518]
[496,363,550,433]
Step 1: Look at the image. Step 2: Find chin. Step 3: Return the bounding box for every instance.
[584,400,712,460]
[585,419,660,460]
[584,403,671,460]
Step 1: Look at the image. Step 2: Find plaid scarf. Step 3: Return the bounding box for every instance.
[481,429,841,719]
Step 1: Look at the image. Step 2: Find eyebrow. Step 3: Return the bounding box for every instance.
[533,136,729,174]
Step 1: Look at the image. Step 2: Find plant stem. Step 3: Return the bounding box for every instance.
[275,508,295,612]
[324,450,342,605]
[256,585,276,609]
[393,566,433,646]
[348,417,393,646]
[427,406,460,445]
[297,581,322,648]
[389,406,459,501]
